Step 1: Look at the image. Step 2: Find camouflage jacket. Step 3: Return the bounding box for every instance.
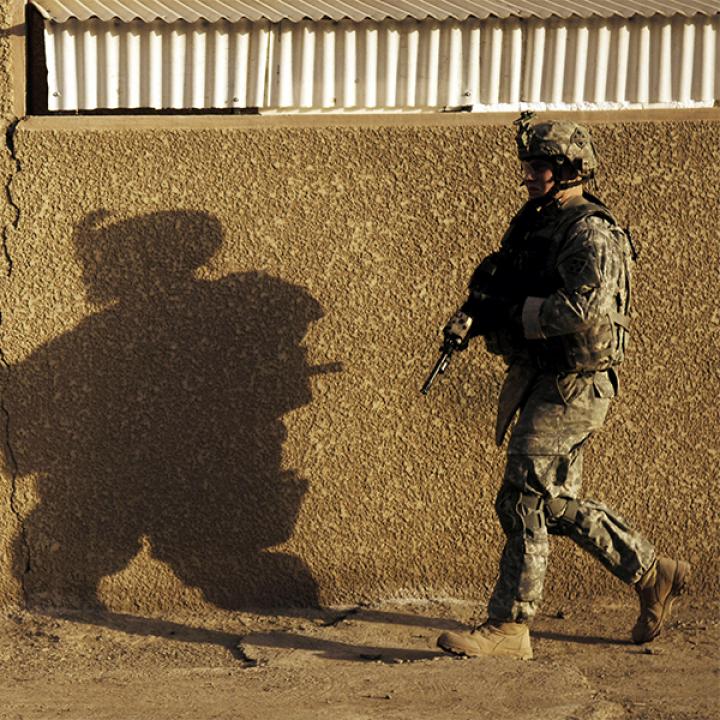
[479,192,634,374]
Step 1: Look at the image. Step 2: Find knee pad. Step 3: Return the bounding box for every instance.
[545,496,581,530]
[517,492,545,534]
[495,486,522,535]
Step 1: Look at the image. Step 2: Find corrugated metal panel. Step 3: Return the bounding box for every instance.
[45,15,720,111]
[521,15,719,107]
[267,18,525,109]
[31,0,720,23]
[46,18,272,109]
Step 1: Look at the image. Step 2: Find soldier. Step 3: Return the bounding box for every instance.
[436,114,690,660]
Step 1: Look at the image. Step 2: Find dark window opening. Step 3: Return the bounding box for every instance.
[26,3,48,114]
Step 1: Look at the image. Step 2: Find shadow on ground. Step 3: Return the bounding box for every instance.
[44,606,458,663]
[42,603,634,666]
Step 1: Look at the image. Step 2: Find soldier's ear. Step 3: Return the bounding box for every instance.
[556,160,580,182]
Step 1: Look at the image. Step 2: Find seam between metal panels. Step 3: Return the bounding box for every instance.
[2,118,29,605]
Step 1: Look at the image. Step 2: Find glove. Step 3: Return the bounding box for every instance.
[442,311,473,350]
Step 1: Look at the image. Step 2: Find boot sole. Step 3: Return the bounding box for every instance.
[634,560,691,644]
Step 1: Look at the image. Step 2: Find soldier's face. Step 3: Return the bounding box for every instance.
[521,160,554,199]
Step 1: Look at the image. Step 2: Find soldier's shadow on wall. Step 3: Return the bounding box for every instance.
[11,210,325,610]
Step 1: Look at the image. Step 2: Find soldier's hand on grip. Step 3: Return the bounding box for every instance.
[443,311,473,351]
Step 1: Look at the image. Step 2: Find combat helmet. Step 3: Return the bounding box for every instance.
[514,111,598,184]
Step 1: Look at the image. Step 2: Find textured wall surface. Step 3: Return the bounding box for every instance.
[0,112,718,613]
[0,0,24,608]
[0,1,15,119]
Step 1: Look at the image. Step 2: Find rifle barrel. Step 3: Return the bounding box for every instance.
[421,350,452,395]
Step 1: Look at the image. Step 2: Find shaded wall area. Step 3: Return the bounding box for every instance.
[0,114,718,612]
[7,210,323,610]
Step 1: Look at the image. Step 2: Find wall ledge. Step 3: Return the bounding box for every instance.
[18,107,720,132]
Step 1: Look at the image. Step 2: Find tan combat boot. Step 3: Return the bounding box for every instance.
[437,621,533,660]
[632,557,690,644]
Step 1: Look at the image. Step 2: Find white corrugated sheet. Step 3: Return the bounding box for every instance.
[31,0,720,23]
[44,15,720,112]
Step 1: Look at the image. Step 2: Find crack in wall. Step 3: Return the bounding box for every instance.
[2,118,29,605]
[3,118,21,277]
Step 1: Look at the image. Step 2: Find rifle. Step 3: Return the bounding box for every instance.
[421,255,511,395]
[420,340,456,395]
[421,312,473,395]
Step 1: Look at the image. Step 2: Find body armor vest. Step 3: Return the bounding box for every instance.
[496,193,634,373]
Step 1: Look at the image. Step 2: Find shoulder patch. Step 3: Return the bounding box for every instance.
[562,254,591,276]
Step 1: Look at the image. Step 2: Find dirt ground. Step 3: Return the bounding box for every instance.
[0,597,717,720]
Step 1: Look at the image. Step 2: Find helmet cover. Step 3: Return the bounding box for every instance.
[514,111,598,178]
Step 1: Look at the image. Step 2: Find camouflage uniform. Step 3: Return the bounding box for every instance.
[477,194,656,624]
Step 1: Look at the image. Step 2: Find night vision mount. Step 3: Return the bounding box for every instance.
[513,111,537,156]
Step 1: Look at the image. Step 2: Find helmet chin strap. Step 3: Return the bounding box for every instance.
[539,177,583,205]
[550,159,584,197]
[556,178,583,189]
[518,156,584,202]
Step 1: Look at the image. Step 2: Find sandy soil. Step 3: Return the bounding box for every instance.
[0,598,717,720]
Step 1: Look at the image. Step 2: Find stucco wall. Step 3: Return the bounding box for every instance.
[0,111,718,613]
[0,0,23,608]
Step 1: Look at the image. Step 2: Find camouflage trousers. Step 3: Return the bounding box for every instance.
[488,370,656,623]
